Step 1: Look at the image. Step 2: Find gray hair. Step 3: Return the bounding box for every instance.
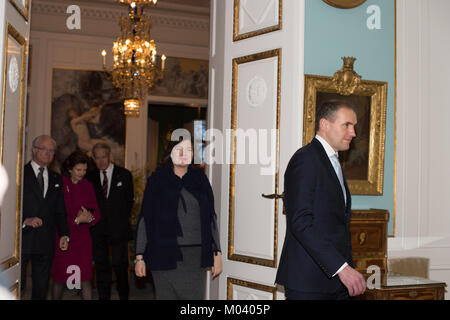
[32,135,56,148]
[92,142,111,157]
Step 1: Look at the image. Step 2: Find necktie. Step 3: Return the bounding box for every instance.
[102,170,108,198]
[37,167,44,195]
[330,154,347,204]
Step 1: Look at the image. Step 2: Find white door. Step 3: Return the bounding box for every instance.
[0,0,31,299]
[207,0,305,300]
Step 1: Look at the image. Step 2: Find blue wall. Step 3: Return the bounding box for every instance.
[304,0,396,234]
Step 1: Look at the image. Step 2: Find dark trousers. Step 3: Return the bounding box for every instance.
[21,253,53,300]
[92,235,129,300]
[285,287,350,300]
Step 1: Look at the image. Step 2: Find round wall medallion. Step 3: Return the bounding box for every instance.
[8,56,19,93]
[322,0,367,9]
[246,76,267,108]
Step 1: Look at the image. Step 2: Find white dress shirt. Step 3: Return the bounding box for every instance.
[30,160,48,197]
[100,163,114,198]
[315,134,349,276]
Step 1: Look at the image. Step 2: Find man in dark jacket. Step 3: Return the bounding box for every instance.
[276,100,366,300]
[21,135,70,300]
[86,142,134,300]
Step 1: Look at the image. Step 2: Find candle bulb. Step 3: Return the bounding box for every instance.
[101,50,107,67]
[161,54,166,72]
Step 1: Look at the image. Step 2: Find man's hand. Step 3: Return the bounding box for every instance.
[337,265,366,296]
[59,236,69,251]
[211,252,222,279]
[24,217,43,228]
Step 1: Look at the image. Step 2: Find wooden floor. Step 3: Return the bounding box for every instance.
[20,264,156,300]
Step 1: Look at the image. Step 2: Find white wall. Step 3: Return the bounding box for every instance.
[391,0,450,299]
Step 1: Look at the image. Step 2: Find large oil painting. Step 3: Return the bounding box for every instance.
[150,56,208,99]
[303,73,387,195]
[51,69,125,172]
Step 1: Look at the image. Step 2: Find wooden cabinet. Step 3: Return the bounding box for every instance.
[350,209,389,277]
[358,275,446,300]
[350,209,447,300]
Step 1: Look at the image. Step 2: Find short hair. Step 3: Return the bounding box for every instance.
[32,135,56,149]
[61,151,89,177]
[159,135,194,168]
[92,142,111,157]
[315,100,356,133]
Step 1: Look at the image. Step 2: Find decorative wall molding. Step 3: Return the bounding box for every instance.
[32,0,210,32]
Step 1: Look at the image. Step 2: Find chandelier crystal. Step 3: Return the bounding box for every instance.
[102,0,165,117]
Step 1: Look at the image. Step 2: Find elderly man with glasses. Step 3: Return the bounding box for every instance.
[21,134,70,300]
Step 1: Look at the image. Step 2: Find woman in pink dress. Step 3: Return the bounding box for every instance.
[52,151,101,300]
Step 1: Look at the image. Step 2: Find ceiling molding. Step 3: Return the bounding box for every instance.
[32,0,210,32]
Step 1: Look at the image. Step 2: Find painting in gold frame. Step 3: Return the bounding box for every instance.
[0,23,27,271]
[302,63,387,195]
[233,0,282,41]
[9,0,30,22]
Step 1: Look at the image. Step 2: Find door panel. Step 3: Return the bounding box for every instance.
[208,0,305,300]
[228,50,281,267]
[0,0,31,299]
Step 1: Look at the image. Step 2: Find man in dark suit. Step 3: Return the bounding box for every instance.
[86,142,134,300]
[21,135,70,300]
[276,100,366,300]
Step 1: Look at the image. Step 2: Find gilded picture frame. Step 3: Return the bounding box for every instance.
[302,67,387,195]
[0,23,27,271]
[233,0,282,41]
[8,0,30,22]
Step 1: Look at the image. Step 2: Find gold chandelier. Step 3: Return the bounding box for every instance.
[102,0,166,117]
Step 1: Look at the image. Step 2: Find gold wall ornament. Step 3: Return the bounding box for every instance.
[322,0,367,9]
[302,59,387,195]
[333,57,361,96]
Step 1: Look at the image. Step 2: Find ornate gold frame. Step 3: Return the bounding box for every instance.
[0,23,27,271]
[228,49,281,267]
[302,59,387,195]
[227,277,277,300]
[233,0,282,41]
[8,0,30,22]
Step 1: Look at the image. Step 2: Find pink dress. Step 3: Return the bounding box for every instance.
[52,176,101,283]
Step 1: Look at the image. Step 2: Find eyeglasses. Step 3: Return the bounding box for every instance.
[33,146,55,153]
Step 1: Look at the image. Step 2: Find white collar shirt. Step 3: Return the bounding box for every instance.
[30,160,48,197]
[100,163,114,198]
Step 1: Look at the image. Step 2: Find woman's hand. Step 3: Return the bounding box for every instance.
[211,252,222,279]
[76,206,93,223]
[135,255,146,277]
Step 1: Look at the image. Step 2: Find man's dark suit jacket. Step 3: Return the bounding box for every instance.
[87,165,134,243]
[22,162,69,254]
[275,138,354,293]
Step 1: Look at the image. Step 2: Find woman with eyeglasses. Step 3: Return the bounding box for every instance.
[134,135,222,300]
